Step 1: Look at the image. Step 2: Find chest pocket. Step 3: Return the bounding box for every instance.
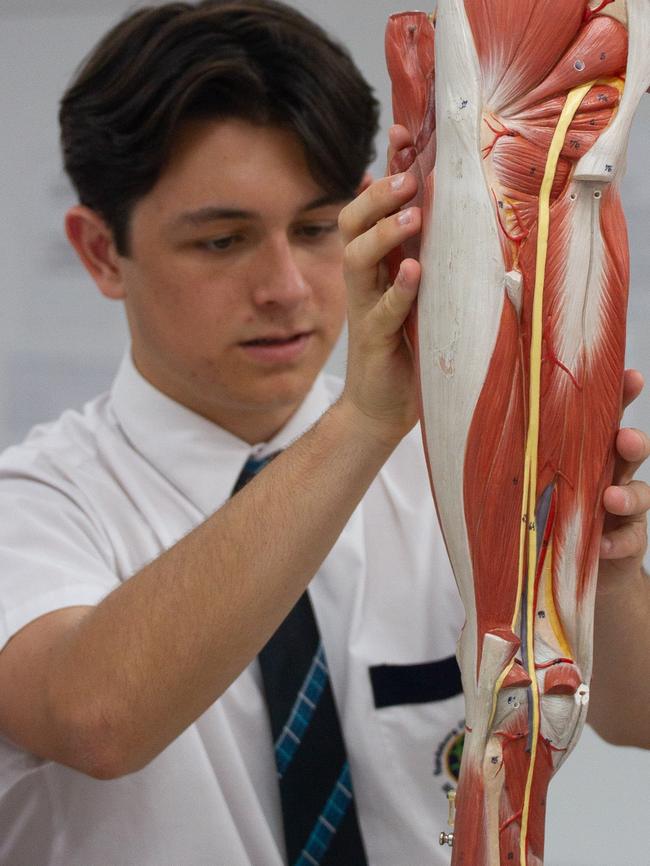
[369,656,462,709]
[366,656,465,858]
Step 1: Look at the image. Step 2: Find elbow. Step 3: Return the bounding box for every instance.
[589,717,650,751]
[52,696,153,780]
[79,753,131,782]
[64,719,140,781]
[587,681,650,750]
[78,740,142,782]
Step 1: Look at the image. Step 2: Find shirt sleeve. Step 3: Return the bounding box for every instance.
[0,473,119,650]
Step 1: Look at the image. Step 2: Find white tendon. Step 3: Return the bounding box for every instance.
[417,0,506,685]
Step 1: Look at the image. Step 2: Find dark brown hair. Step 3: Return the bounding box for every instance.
[60,0,379,253]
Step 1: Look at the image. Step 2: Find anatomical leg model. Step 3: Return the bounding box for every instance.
[386,2,650,864]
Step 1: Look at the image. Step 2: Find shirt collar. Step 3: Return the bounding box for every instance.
[109,351,335,516]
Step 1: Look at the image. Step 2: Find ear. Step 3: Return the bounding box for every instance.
[64,205,126,300]
[356,171,373,195]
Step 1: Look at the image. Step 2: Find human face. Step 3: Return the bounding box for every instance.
[118,119,350,443]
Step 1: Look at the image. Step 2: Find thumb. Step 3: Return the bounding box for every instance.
[372,259,420,338]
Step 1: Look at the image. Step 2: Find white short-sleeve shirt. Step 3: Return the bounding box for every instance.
[0,354,465,866]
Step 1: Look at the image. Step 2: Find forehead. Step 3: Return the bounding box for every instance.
[148,118,327,214]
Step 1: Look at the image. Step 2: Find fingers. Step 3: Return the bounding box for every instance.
[622,368,645,412]
[611,426,650,485]
[340,172,421,313]
[603,477,650,517]
[600,506,648,559]
[387,124,413,158]
[339,172,418,243]
[386,124,416,175]
[386,123,413,165]
[600,429,650,562]
[344,204,421,279]
[372,258,421,337]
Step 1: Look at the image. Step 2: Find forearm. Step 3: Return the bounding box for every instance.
[19,399,396,775]
[589,565,650,748]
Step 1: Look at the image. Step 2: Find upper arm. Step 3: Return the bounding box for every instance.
[0,467,119,766]
[0,464,119,643]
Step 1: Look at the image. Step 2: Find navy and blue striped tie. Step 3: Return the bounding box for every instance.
[232,455,368,866]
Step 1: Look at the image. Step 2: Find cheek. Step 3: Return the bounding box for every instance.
[133,281,239,357]
[164,273,243,325]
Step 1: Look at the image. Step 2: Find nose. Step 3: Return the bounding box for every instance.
[251,235,310,308]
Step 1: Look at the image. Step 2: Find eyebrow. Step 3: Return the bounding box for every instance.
[172,194,348,228]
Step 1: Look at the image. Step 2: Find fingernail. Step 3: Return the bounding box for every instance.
[391,173,406,190]
[397,208,412,225]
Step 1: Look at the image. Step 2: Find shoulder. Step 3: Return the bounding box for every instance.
[0,392,116,504]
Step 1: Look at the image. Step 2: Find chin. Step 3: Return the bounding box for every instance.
[247,373,316,410]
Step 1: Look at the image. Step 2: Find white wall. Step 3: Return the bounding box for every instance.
[1,2,648,863]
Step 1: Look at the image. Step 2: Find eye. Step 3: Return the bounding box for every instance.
[294,221,339,241]
[201,233,244,252]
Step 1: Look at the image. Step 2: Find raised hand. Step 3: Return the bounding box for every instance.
[599,369,649,584]
[337,134,422,448]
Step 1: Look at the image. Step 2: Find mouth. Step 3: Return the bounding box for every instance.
[241,331,312,347]
[239,330,314,363]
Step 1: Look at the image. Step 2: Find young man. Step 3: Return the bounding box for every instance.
[0,2,647,865]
